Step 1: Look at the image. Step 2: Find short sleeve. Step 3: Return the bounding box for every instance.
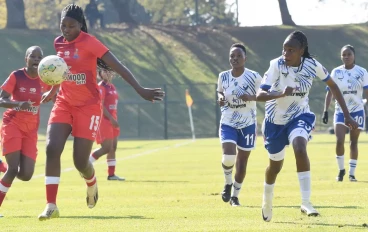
[99,85,106,101]
[1,73,17,94]
[260,59,279,91]
[315,62,330,82]
[217,73,223,92]
[88,36,109,58]
[362,69,368,89]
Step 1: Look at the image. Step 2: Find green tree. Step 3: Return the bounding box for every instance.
[138,0,236,25]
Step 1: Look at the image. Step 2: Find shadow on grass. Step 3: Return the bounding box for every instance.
[14,215,153,220]
[275,221,368,229]
[127,180,188,183]
[245,205,361,209]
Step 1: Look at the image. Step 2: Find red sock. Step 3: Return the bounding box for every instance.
[0,180,11,207]
[107,159,116,176]
[92,153,98,160]
[45,176,60,204]
[84,171,96,187]
[0,162,7,173]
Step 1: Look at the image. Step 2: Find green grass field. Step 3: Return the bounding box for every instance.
[1,134,368,231]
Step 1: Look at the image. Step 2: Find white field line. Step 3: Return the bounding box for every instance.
[30,140,195,180]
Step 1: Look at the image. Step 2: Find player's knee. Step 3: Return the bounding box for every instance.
[73,158,89,172]
[222,154,236,168]
[6,166,19,178]
[267,164,282,175]
[17,172,33,181]
[336,138,344,147]
[268,148,285,162]
[46,142,64,158]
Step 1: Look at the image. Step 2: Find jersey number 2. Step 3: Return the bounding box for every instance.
[89,115,100,131]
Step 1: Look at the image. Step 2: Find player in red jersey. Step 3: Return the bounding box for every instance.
[90,67,124,181]
[38,4,164,220]
[0,46,48,217]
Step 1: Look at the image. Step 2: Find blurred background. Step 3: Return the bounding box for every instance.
[1,0,368,139]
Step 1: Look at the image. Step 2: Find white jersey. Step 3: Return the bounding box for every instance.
[217,68,262,129]
[329,65,368,114]
[261,56,330,125]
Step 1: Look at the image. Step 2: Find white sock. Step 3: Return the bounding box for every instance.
[298,171,311,204]
[232,181,242,197]
[263,182,274,206]
[223,168,233,185]
[349,159,357,176]
[89,155,97,163]
[336,155,344,170]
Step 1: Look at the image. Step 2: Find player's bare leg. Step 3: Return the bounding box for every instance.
[335,124,346,181]
[106,137,124,181]
[293,137,319,216]
[262,158,283,222]
[17,155,35,181]
[221,143,236,203]
[0,151,21,216]
[39,123,71,221]
[74,137,98,209]
[348,128,360,181]
[230,148,250,206]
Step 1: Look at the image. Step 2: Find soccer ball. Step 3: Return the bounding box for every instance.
[38,55,69,85]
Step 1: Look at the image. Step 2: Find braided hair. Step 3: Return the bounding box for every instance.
[341,44,355,64]
[287,30,312,59]
[61,4,112,71]
[230,43,246,56]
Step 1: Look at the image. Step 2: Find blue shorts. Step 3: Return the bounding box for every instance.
[262,113,316,155]
[334,110,365,130]
[219,123,256,151]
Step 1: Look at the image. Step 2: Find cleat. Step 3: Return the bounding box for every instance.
[349,175,357,182]
[86,183,98,208]
[107,175,125,181]
[221,184,232,202]
[301,202,319,216]
[262,204,272,222]
[38,203,60,221]
[336,169,345,182]
[229,197,241,207]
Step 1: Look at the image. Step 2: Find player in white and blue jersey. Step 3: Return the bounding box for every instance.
[322,45,368,182]
[256,31,358,222]
[217,43,262,207]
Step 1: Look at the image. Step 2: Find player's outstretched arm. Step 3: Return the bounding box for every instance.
[0,90,32,109]
[256,86,294,102]
[101,52,165,102]
[326,78,358,129]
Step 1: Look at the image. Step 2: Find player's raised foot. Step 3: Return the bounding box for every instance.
[221,184,232,202]
[261,203,272,222]
[301,202,319,216]
[38,203,60,221]
[336,169,345,182]
[107,175,125,181]
[86,183,98,209]
[229,197,241,207]
[349,175,357,182]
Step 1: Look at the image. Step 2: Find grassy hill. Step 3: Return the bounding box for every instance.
[1,24,368,139]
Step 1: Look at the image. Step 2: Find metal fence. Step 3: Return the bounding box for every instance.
[0,83,335,140]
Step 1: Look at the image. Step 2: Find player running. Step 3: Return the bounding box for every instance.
[0,46,48,216]
[218,43,262,207]
[38,4,164,220]
[322,45,368,182]
[90,66,124,181]
[257,31,358,222]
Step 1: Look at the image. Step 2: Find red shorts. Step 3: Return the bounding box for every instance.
[1,123,38,160]
[96,118,120,144]
[49,99,102,141]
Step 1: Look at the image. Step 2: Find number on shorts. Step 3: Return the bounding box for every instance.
[89,115,100,131]
[244,134,254,146]
[354,116,363,125]
[297,120,311,131]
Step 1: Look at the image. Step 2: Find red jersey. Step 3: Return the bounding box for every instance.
[1,68,48,132]
[99,81,118,120]
[54,31,109,106]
